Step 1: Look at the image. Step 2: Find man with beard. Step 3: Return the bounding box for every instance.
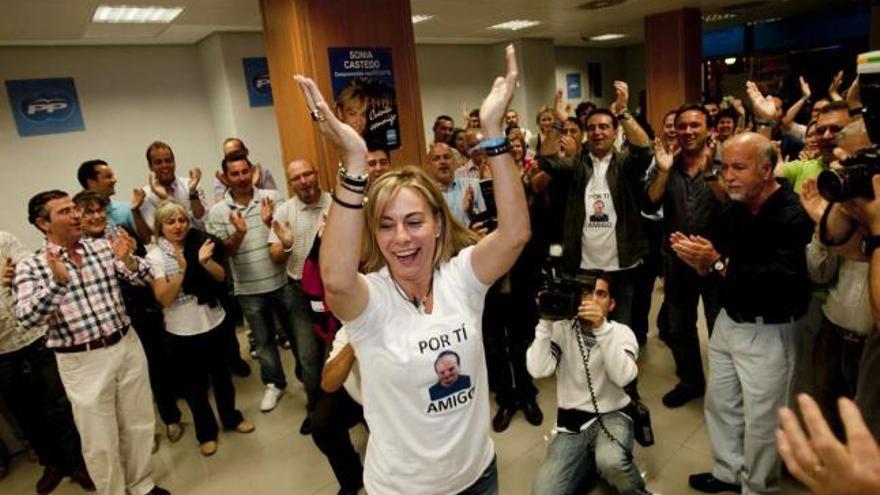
[267,159,330,434]
[646,104,725,408]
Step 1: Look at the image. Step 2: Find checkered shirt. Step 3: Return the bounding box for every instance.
[14,237,153,349]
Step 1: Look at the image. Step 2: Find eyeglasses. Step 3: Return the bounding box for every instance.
[816,124,844,136]
[81,208,106,218]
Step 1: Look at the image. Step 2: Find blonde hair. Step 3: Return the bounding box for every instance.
[361,166,478,273]
[535,106,553,126]
[153,200,189,238]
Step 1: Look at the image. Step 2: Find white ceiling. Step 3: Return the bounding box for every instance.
[0,0,867,47]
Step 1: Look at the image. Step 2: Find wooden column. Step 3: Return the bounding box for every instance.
[259,0,427,190]
[644,8,702,133]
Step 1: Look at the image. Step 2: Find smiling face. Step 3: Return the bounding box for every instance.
[224,159,254,196]
[435,354,461,387]
[79,200,108,238]
[39,196,82,245]
[585,113,616,158]
[148,147,176,186]
[676,109,709,156]
[376,186,440,286]
[87,164,117,198]
[433,118,454,144]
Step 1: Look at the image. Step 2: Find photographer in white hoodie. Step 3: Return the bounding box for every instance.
[528,273,649,495]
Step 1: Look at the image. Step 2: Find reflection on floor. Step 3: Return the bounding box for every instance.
[2,286,811,494]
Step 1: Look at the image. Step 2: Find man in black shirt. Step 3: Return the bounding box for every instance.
[670,132,813,494]
[646,104,725,408]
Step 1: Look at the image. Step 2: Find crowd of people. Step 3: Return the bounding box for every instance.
[1,43,880,495]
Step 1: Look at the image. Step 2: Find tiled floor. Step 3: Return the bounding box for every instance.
[2,285,811,494]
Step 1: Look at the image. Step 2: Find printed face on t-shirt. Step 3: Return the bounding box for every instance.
[435,354,460,386]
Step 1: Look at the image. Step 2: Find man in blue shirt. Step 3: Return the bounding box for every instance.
[76,159,151,242]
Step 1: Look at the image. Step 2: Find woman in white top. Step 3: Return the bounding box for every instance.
[146,200,254,457]
[294,46,529,494]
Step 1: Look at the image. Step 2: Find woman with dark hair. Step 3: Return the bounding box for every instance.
[146,200,254,457]
[450,127,469,168]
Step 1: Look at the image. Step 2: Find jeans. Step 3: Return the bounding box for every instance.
[289,280,325,411]
[310,389,364,491]
[532,412,647,495]
[0,338,86,473]
[237,283,296,389]
[167,321,244,444]
[662,254,720,391]
[458,456,498,495]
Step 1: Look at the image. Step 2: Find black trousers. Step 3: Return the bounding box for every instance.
[662,253,720,391]
[483,282,538,409]
[0,338,86,473]
[856,328,880,440]
[310,389,364,491]
[129,307,181,425]
[812,315,866,439]
[168,321,244,444]
[631,217,664,346]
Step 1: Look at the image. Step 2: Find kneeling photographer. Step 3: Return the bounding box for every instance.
[527,272,650,495]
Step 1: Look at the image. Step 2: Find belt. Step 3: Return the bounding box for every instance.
[54,326,129,354]
[726,311,799,325]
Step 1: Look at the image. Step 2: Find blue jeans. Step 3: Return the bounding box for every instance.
[288,280,324,411]
[237,283,296,389]
[532,412,647,495]
[458,456,498,495]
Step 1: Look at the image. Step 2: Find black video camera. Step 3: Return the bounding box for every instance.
[536,245,596,320]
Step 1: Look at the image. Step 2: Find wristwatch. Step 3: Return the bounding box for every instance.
[708,256,727,274]
[615,110,632,121]
[861,235,880,256]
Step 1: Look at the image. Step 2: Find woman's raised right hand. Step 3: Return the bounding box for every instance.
[293,75,368,166]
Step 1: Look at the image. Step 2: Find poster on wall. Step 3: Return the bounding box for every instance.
[328,47,400,150]
[242,57,273,107]
[5,78,85,137]
[566,73,582,99]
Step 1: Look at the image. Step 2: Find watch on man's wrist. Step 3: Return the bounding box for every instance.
[861,235,880,256]
[708,256,727,274]
[615,109,632,121]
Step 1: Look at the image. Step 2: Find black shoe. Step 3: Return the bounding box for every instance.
[337,481,364,495]
[0,459,8,480]
[492,407,516,432]
[522,400,544,426]
[662,383,704,408]
[71,468,96,491]
[299,417,312,436]
[688,473,741,493]
[36,466,65,495]
[146,486,171,495]
[231,358,251,377]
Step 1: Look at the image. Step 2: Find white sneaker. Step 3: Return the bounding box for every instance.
[260,384,284,412]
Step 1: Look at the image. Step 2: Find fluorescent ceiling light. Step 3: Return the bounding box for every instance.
[412,15,434,24]
[589,33,625,41]
[92,5,184,24]
[702,12,740,23]
[488,20,541,31]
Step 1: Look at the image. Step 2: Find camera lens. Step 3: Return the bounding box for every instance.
[817,169,848,202]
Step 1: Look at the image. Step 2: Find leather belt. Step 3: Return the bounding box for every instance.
[54,326,129,354]
[727,311,798,325]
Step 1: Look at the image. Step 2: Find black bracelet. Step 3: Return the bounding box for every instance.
[849,106,865,117]
[339,181,367,195]
[331,193,365,209]
[338,165,369,189]
[484,139,512,157]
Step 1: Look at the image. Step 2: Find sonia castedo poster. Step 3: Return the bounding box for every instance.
[328,47,400,150]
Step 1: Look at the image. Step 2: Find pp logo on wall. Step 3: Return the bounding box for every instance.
[242,57,273,108]
[328,47,400,150]
[5,78,85,137]
[566,73,582,99]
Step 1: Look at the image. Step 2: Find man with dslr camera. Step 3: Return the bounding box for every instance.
[527,273,649,495]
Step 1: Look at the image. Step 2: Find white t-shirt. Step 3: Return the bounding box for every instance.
[139,176,207,233]
[327,327,362,405]
[343,246,493,495]
[581,154,620,270]
[145,248,226,336]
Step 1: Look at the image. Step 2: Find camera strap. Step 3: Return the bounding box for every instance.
[819,200,858,247]
[571,320,632,458]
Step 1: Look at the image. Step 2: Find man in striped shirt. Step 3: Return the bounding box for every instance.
[14,190,169,495]
[207,151,297,414]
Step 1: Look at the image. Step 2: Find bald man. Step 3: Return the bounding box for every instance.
[670,133,813,494]
[268,159,331,435]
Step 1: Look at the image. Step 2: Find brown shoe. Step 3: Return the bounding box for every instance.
[36,466,65,495]
[235,420,255,433]
[199,441,218,457]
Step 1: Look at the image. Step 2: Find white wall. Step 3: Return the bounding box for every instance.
[0,33,283,248]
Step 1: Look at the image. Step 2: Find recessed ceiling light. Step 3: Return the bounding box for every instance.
[724,57,738,65]
[702,12,740,22]
[92,5,184,24]
[747,17,782,26]
[488,20,541,31]
[589,33,626,41]
[412,15,434,24]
